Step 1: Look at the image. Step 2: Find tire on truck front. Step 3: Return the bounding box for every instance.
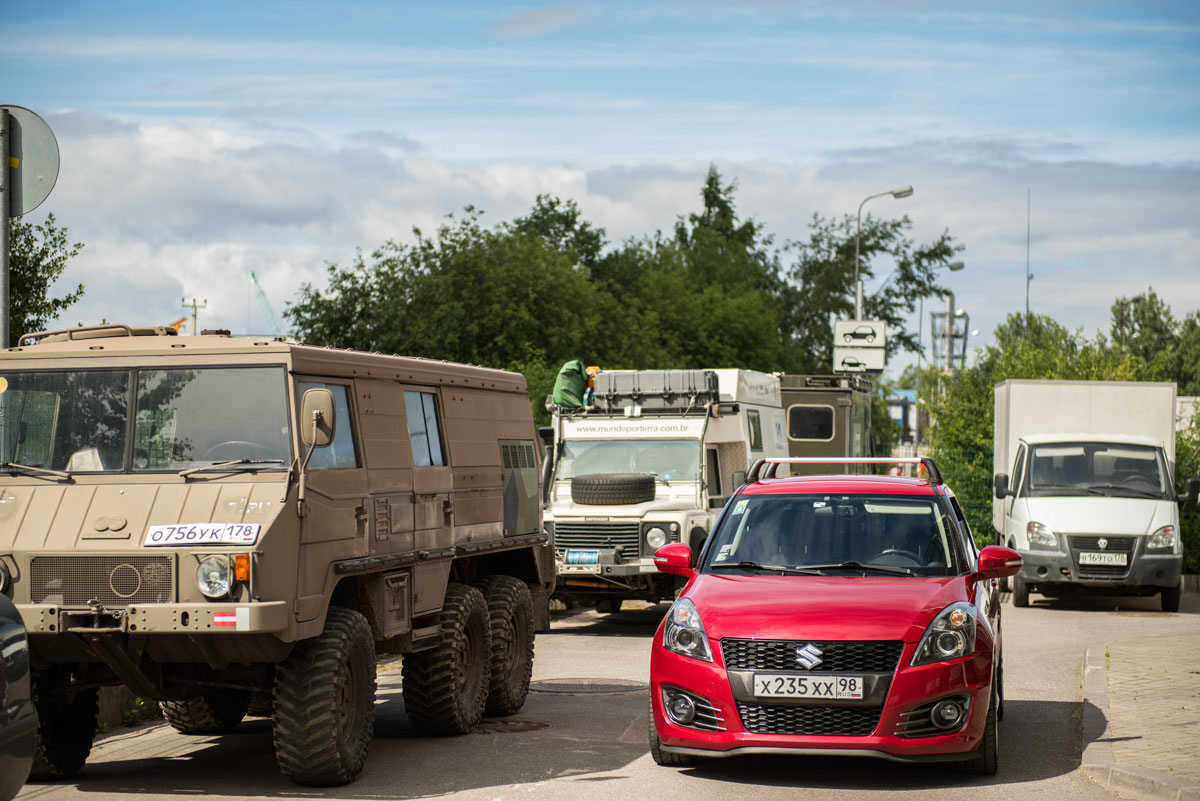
[402,583,490,734]
[29,685,99,781]
[272,606,376,786]
[477,575,535,716]
[160,689,250,734]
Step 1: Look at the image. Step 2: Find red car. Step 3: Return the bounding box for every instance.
[648,457,1022,774]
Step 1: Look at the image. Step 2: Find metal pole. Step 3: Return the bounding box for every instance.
[1025,188,1031,326]
[915,294,923,448]
[855,201,864,320]
[1,108,10,349]
[946,290,955,370]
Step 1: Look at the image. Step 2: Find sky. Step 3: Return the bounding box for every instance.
[4,0,1199,378]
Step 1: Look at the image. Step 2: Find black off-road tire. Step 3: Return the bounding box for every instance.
[29,686,99,781]
[1161,581,1182,613]
[477,575,535,716]
[402,583,490,734]
[1011,574,1030,608]
[273,607,376,786]
[160,689,250,734]
[571,473,655,505]
[596,598,624,614]
[648,698,692,767]
[961,683,999,775]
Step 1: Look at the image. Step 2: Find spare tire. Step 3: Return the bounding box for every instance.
[571,473,655,505]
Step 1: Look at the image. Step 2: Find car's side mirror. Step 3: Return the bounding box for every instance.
[653,542,695,579]
[974,545,1023,581]
[993,474,1010,499]
[732,470,747,488]
[1182,477,1200,507]
[300,388,336,448]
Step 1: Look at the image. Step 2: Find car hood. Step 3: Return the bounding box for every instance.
[687,573,968,644]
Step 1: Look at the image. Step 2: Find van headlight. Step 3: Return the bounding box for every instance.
[196,556,232,599]
[912,602,977,666]
[1146,525,1177,552]
[645,526,669,550]
[1026,521,1058,549]
[662,598,713,662]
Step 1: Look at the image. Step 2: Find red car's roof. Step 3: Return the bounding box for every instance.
[739,474,940,496]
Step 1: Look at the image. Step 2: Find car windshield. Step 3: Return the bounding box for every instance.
[555,439,701,482]
[702,493,964,576]
[1026,442,1169,499]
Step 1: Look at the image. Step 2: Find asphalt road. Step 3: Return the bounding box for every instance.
[15,590,1199,801]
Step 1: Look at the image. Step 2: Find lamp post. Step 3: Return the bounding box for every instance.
[855,185,913,320]
[915,260,964,448]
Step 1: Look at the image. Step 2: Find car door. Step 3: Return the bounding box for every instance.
[1003,443,1028,549]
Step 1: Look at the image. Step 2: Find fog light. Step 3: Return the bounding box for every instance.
[930,699,965,730]
[667,692,696,725]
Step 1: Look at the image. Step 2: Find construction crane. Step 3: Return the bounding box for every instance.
[248,271,283,337]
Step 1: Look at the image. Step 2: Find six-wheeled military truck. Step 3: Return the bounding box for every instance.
[0,324,552,786]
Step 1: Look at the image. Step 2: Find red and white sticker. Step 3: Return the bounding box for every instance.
[213,607,250,630]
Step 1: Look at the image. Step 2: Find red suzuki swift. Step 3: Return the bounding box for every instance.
[648,458,1022,774]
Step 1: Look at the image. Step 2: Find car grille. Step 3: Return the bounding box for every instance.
[721,639,904,672]
[736,702,882,736]
[554,522,641,560]
[1068,535,1135,579]
[31,556,175,607]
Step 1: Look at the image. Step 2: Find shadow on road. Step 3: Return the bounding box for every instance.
[1016,590,1199,616]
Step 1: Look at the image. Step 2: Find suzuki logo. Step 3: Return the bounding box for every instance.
[794,643,824,670]
[1097,538,1108,550]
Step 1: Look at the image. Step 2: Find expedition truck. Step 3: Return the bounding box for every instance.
[991,379,1199,611]
[779,374,873,474]
[0,324,552,785]
[545,369,786,610]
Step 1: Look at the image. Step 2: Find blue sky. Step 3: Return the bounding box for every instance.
[4,1,1199,374]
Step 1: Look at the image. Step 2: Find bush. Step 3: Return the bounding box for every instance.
[1177,412,1200,574]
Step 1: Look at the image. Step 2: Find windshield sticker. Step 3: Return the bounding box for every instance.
[732,499,748,515]
[144,523,261,547]
[715,544,733,562]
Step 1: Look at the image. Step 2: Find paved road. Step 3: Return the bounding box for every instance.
[16,591,1198,801]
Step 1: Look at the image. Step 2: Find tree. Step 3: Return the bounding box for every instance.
[7,214,85,345]
[1109,288,1178,380]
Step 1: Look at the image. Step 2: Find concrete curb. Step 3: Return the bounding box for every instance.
[1080,645,1200,801]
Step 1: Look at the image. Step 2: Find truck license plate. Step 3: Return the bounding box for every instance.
[144,523,261,546]
[752,674,863,699]
[1078,551,1127,566]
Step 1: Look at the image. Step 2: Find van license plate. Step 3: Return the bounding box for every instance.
[752,674,863,699]
[1078,551,1127,566]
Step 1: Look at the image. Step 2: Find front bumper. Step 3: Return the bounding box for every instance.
[1018,548,1182,592]
[18,601,291,634]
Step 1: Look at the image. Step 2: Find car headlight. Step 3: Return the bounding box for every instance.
[1146,525,1177,552]
[196,556,232,599]
[645,526,669,550]
[912,602,977,666]
[662,598,713,662]
[1026,521,1058,549]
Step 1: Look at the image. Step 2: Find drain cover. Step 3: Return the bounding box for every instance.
[529,678,648,694]
[472,718,549,734]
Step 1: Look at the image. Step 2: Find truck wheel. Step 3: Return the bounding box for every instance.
[402,583,490,734]
[648,698,692,767]
[478,575,535,716]
[1011,574,1030,608]
[273,606,376,786]
[571,473,655,505]
[596,598,624,614]
[29,686,98,780]
[1161,581,1182,613]
[160,689,250,734]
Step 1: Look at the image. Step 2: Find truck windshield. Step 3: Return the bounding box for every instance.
[556,439,701,482]
[701,493,963,576]
[1027,442,1169,498]
[0,366,291,473]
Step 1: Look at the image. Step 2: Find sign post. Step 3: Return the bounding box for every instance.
[832,319,887,375]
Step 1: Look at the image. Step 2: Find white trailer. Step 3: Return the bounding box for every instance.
[992,379,1198,611]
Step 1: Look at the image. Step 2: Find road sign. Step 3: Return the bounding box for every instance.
[2,105,60,217]
[833,346,885,373]
[834,320,886,349]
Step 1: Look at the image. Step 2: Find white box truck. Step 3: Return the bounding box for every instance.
[992,379,1199,611]
[545,368,787,610]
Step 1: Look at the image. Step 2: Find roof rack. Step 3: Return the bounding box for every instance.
[745,457,943,485]
[18,323,178,346]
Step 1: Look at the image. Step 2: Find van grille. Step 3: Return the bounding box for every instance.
[721,639,904,672]
[1068,536,1135,579]
[31,556,174,606]
[553,522,641,558]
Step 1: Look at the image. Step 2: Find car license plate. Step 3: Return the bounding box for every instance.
[1078,551,1127,566]
[752,674,863,699]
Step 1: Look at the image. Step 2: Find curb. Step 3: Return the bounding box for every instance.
[1080,645,1200,801]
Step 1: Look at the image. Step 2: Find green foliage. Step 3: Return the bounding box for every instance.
[1177,412,1200,573]
[7,213,85,345]
[121,695,161,727]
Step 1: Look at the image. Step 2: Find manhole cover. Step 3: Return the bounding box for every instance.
[471,718,549,734]
[529,678,648,694]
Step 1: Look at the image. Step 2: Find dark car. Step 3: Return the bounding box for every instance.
[0,591,36,801]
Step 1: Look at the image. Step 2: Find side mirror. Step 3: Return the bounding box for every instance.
[1183,477,1200,507]
[732,470,747,489]
[653,542,695,579]
[708,496,726,509]
[300,388,336,448]
[993,474,1010,499]
[974,545,1023,581]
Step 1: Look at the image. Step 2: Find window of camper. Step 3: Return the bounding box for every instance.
[706,447,722,496]
[788,404,835,442]
[405,391,445,467]
[297,382,359,469]
[747,409,763,451]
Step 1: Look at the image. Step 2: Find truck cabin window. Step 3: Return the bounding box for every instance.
[788,405,834,441]
[556,439,701,482]
[1027,442,1168,498]
[298,382,360,469]
[405,391,444,467]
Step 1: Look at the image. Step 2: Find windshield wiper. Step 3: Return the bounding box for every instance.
[0,461,73,481]
[709,561,823,575]
[1031,483,1102,495]
[179,459,285,478]
[642,472,671,486]
[1083,483,1164,499]
[796,561,914,576]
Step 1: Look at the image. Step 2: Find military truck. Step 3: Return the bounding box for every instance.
[779,374,873,474]
[0,324,552,786]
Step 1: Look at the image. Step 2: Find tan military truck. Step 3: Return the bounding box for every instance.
[0,324,552,786]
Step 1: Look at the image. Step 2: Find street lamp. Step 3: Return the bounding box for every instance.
[855,185,914,319]
[915,260,964,448]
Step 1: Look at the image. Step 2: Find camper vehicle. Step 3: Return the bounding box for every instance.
[992,380,1198,611]
[0,324,551,785]
[546,369,787,609]
[780,375,873,474]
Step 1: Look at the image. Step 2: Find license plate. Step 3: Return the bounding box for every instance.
[1078,551,1127,566]
[752,673,863,699]
[144,523,261,547]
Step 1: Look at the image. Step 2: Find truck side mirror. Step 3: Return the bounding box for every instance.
[993,474,1010,499]
[1183,477,1200,507]
[300,388,336,448]
[732,470,747,488]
